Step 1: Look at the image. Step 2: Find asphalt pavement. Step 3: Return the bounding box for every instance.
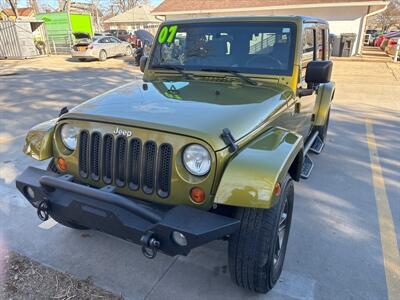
[0,56,399,300]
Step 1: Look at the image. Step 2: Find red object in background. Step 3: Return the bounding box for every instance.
[374,35,385,47]
[127,34,139,47]
[388,38,398,46]
[375,31,400,47]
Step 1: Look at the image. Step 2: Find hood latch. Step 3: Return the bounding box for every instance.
[221,128,238,153]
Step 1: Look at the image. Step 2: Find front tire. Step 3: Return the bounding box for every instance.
[228,175,294,293]
[47,158,59,173]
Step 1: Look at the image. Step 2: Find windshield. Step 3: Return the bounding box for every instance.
[150,22,297,76]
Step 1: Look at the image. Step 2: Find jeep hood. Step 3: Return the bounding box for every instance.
[64,80,292,151]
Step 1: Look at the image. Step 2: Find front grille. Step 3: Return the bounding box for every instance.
[78,131,173,198]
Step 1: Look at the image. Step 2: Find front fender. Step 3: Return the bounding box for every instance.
[314,82,335,126]
[23,119,57,160]
[214,128,303,209]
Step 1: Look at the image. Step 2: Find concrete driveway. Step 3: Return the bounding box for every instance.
[0,56,399,300]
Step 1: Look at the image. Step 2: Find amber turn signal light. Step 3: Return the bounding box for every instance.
[57,157,67,171]
[273,182,281,196]
[190,187,205,204]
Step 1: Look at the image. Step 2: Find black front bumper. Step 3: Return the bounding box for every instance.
[16,167,240,257]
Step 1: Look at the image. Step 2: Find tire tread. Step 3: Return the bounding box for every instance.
[228,175,293,293]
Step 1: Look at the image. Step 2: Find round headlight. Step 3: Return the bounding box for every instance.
[183,144,211,176]
[60,124,79,150]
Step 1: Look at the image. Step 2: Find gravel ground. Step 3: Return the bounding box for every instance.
[0,251,122,300]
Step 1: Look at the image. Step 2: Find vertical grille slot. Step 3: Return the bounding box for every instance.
[157,144,173,198]
[90,132,101,181]
[128,138,142,191]
[102,134,114,184]
[79,131,89,178]
[142,141,157,194]
[115,137,127,187]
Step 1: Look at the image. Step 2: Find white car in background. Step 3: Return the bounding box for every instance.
[71,32,132,61]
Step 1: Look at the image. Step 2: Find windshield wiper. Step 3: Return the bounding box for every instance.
[200,68,258,86]
[152,65,194,80]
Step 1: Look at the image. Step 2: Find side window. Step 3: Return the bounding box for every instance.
[316,29,324,60]
[324,29,330,59]
[302,29,314,68]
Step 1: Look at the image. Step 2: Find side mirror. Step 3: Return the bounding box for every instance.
[305,61,333,85]
[140,56,148,73]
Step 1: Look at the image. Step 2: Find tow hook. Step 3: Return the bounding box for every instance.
[140,231,160,259]
[37,200,49,221]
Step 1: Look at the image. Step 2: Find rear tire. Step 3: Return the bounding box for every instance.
[99,50,107,61]
[228,175,294,293]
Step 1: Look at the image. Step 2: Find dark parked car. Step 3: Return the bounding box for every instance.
[133,30,154,65]
[107,29,136,44]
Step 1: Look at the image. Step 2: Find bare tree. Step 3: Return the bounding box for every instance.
[29,0,39,13]
[375,0,400,30]
[7,0,18,17]
[0,0,9,9]
[110,0,149,14]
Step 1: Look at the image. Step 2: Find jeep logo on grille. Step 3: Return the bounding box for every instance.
[113,127,132,137]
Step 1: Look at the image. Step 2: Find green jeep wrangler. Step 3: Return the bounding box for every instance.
[17,16,334,293]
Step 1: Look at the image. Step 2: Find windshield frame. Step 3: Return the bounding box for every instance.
[149,21,298,77]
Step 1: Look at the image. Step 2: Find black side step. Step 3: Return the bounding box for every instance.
[310,135,325,154]
[301,131,320,179]
[301,154,314,179]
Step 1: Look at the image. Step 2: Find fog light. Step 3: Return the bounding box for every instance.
[25,186,35,200]
[172,231,188,247]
